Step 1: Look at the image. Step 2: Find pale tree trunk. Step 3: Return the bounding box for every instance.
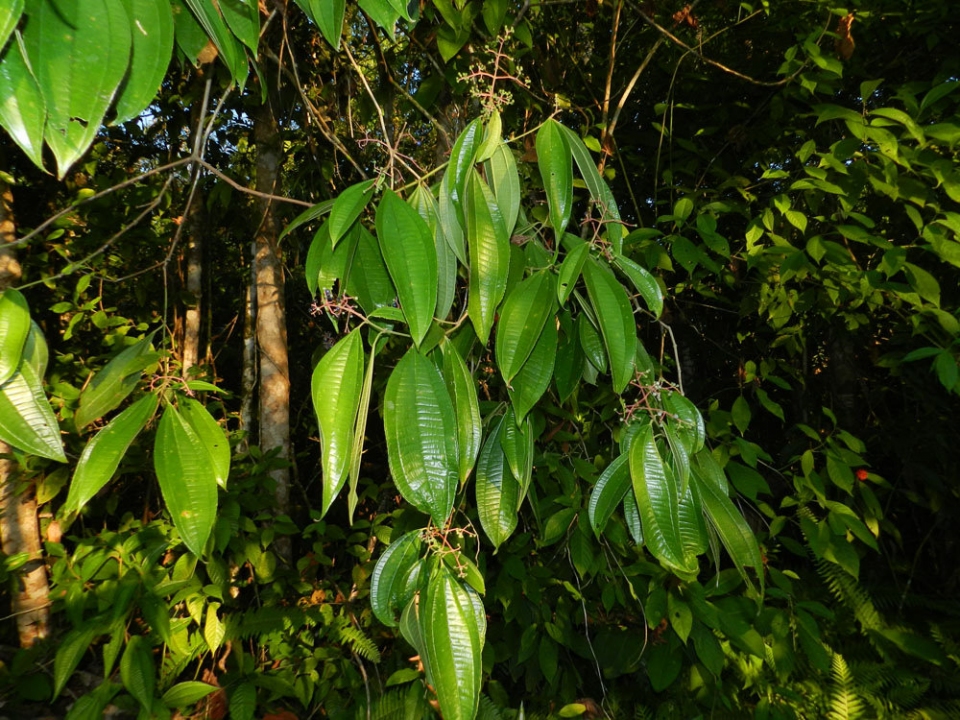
[253,100,291,556]
[239,242,257,452]
[180,197,204,374]
[0,171,50,647]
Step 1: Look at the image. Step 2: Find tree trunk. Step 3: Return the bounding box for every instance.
[0,171,50,648]
[239,241,258,452]
[253,99,291,554]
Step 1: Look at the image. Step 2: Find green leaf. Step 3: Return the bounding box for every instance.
[421,565,484,720]
[465,170,510,344]
[499,407,533,506]
[183,0,248,89]
[441,340,481,484]
[667,593,693,644]
[119,635,155,711]
[75,334,157,429]
[557,241,589,306]
[612,253,663,318]
[0,287,30,386]
[536,119,573,236]
[486,141,520,237]
[0,362,66,462]
[630,425,695,577]
[154,403,219,557]
[560,124,623,253]
[219,0,259,54]
[229,682,257,720]
[582,257,636,393]
[588,452,631,536]
[65,393,158,514]
[508,311,557,423]
[0,36,46,170]
[476,110,501,162]
[410,185,457,321]
[444,117,483,205]
[476,416,519,550]
[384,348,459,526]
[495,271,556,385]
[330,179,375,246]
[161,682,217,709]
[346,332,379,523]
[311,329,365,517]
[178,397,230,490]
[692,464,764,594]
[376,189,438,347]
[204,601,224,652]
[346,225,397,314]
[661,392,706,453]
[731,395,751,435]
[113,0,174,124]
[53,625,98,699]
[356,0,400,37]
[371,530,423,627]
[278,197,334,242]
[22,0,132,178]
[0,0,22,53]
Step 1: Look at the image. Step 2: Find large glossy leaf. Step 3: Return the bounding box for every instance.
[376,189,438,347]
[65,393,158,514]
[554,314,584,403]
[0,0,23,52]
[22,0,131,178]
[411,185,457,322]
[154,403,219,557]
[677,471,708,558]
[588,452,631,536]
[346,332,379,523]
[183,0,248,88]
[508,312,557,423]
[330,179,375,246]
[0,362,66,462]
[113,0,174,124]
[495,271,556,385]
[560,124,624,253]
[499,407,532,506]
[219,0,259,54]
[536,119,573,237]
[421,565,484,720]
[384,348,459,526]
[465,170,510,344]
[0,287,30,386]
[443,117,483,206]
[476,416,519,549]
[306,0,345,49]
[613,252,663,318]
[311,329,365,517]
[661,391,706,453]
[21,321,48,379]
[557,241,589,306]
[693,463,764,594]
[441,341,481,484]
[346,225,396,313]
[439,180,466,265]
[370,529,423,627]
[486,141,520,237]
[75,335,158,429]
[178,397,230,490]
[582,257,636,394]
[0,36,46,169]
[630,424,695,577]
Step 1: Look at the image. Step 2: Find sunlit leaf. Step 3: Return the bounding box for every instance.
[0,287,30,386]
[371,530,423,627]
[508,312,557,422]
[536,118,573,237]
[0,36,46,169]
[476,416,519,549]
[465,170,510,344]
[0,362,66,462]
[441,340,481,484]
[113,0,174,124]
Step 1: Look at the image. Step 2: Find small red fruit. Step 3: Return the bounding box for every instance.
[855,468,868,481]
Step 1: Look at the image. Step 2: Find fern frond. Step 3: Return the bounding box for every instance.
[814,557,883,634]
[339,623,382,662]
[355,687,406,720]
[477,694,504,720]
[826,653,865,720]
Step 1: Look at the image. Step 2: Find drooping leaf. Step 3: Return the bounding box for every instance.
[560,124,624,253]
[508,311,557,423]
[486,141,520,238]
[692,462,764,594]
[420,565,484,720]
[178,397,230,490]
[441,340,482,484]
[22,0,132,178]
[495,271,556,385]
[588,452,631,536]
[536,119,573,237]
[311,329,365,517]
[218,0,259,54]
[65,393,158,514]
[370,530,423,627]
[330,179,375,246]
[53,625,98,699]
[582,256,636,393]
[557,241,590,306]
[661,391,706,453]
[499,406,533,506]
[411,184,457,322]
[0,361,66,462]
[119,635,155,711]
[346,331,380,523]
[384,348,459,526]
[476,109,501,162]
[630,424,695,577]
[612,252,663,318]
[183,0,249,88]
[465,170,510,344]
[0,36,46,170]
[376,189,438,347]
[0,0,22,53]
[346,225,396,313]
[0,287,30,386]
[160,682,218,709]
[154,403,219,557]
[113,0,174,124]
[75,334,158,429]
[443,116,482,206]
[476,416,519,549]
